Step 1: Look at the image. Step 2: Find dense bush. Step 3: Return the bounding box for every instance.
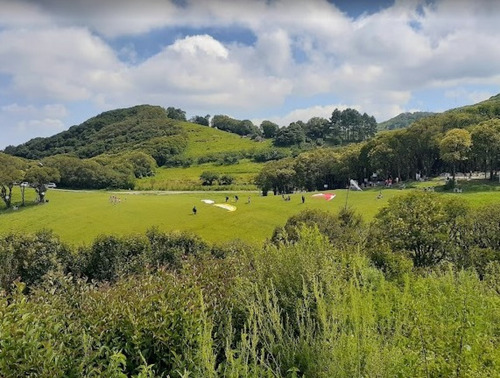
[0,230,71,290]
[0,228,499,376]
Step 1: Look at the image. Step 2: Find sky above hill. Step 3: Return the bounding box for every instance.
[1,0,499,149]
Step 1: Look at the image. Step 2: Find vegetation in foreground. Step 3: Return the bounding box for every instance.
[0,192,499,377]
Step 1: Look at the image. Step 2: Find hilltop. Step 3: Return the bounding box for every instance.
[378,111,436,131]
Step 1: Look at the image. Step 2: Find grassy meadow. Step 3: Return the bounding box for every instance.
[1,179,499,246]
[181,121,273,158]
[135,159,263,190]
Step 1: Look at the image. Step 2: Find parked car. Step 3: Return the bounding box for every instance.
[46,183,57,188]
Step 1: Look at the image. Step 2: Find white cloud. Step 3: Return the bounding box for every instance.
[1,0,500,147]
[0,27,127,101]
[0,103,68,147]
[252,103,359,127]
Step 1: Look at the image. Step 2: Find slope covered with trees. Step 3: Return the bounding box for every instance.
[4,105,185,159]
[377,111,435,131]
[256,94,500,193]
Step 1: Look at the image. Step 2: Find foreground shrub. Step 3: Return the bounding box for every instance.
[270,207,364,249]
[0,230,71,291]
[0,230,499,376]
[370,191,468,268]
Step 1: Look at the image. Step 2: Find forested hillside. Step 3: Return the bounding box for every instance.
[377,111,435,131]
[256,94,500,193]
[3,105,184,159]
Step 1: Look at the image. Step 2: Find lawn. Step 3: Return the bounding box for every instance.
[2,181,498,246]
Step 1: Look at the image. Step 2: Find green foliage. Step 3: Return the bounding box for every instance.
[0,153,25,208]
[43,155,135,190]
[328,108,377,145]
[470,120,500,179]
[271,207,364,249]
[371,191,469,267]
[260,120,279,138]
[439,128,472,179]
[252,148,290,162]
[378,111,436,131]
[0,230,71,290]
[0,224,499,376]
[273,122,306,147]
[212,115,260,137]
[200,171,219,186]
[218,174,235,185]
[166,106,187,121]
[5,105,183,159]
[189,114,210,126]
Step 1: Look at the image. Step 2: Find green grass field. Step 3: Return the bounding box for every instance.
[1,180,499,246]
[181,121,273,158]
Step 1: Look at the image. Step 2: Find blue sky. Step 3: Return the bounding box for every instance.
[1,0,499,149]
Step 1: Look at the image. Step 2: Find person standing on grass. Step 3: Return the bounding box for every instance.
[302,195,305,204]
[192,206,197,215]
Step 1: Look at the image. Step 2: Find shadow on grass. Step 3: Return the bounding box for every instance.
[436,179,500,193]
[0,201,46,215]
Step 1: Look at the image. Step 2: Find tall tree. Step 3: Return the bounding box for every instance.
[0,153,24,208]
[439,128,472,181]
[165,107,187,121]
[470,120,500,179]
[24,166,60,203]
[260,120,279,139]
[327,108,377,145]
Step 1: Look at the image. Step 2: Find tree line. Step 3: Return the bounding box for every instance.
[255,117,500,194]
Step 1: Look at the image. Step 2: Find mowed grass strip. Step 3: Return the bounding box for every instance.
[1,183,499,246]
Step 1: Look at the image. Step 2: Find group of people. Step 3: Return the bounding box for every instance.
[109,195,122,204]
[225,195,239,203]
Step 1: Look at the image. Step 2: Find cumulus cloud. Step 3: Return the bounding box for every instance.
[1,0,500,147]
[0,103,68,147]
[252,104,357,127]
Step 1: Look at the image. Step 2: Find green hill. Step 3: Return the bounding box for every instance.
[378,111,436,131]
[3,105,273,162]
[3,105,184,159]
[408,94,500,133]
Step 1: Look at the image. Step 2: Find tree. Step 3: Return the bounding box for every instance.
[218,174,234,185]
[0,153,24,208]
[304,117,329,141]
[439,128,472,181]
[327,108,377,145]
[372,192,468,267]
[121,151,157,178]
[24,166,60,203]
[470,120,500,179]
[260,120,279,139]
[189,114,210,126]
[200,171,219,186]
[273,122,306,147]
[165,107,187,121]
[255,158,296,195]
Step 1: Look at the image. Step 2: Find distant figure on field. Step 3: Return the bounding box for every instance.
[377,191,383,200]
[225,196,229,203]
[247,196,251,204]
[192,206,197,215]
[235,195,239,202]
[301,195,305,204]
